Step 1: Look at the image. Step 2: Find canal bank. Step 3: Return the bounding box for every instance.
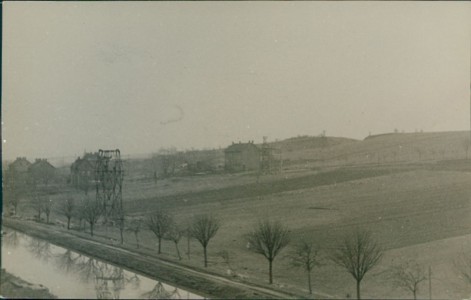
[2,230,203,299]
[3,218,298,299]
[0,269,57,299]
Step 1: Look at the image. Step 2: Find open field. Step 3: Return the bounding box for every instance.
[5,132,471,298]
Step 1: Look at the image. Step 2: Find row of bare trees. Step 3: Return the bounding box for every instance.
[21,194,471,299]
[50,200,412,299]
[146,209,220,267]
[245,222,426,300]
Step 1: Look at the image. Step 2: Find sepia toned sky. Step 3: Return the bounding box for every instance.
[2,1,470,161]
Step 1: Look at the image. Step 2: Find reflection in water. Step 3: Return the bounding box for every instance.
[2,230,19,248]
[27,236,53,262]
[128,274,140,290]
[59,253,140,299]
[93,263,125,299]
[141,282,176,299]
[5,230,203,299]
[54,249,78,273]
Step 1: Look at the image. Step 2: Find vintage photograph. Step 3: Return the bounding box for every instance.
[2,1,470,299]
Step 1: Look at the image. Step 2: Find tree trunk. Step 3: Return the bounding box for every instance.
[269,259,273,284]
[204,246,208,267]
[158,237,162,254]
[187,233,191,260]
[413,289,417,300]
[175,241,181,260]
[67,217,71,230]
[120,228,124,244]
[90,223,94,236]
[46,214,50,224]
[308,270,312,294]
[135,232,139,248]
[356,280,361,300]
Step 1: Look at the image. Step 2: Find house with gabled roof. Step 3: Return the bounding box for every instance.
[28,158,56,186]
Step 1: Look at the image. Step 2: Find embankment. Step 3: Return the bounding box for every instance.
[3,218,299,299]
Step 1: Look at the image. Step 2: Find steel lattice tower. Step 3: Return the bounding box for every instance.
[95,149,124,220]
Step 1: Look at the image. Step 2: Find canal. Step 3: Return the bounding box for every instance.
[1,229,204,299]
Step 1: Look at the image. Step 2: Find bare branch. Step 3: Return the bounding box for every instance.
[246,220,290,284]
[190,214,220,267]
[330,230,383,299]
[147,209,174,254]
[387,260,427,300]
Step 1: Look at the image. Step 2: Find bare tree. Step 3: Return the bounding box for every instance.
[81,197,103,236]
[60,197,75,230]
[165,224,184,260]
[9,192,21,216]
[43,198,53,224]
[33,193,44,222]
[330,230,383,299]
[147,209,174,254]
[454,252,471,286]
[217,250,235,275]
[246,220,290,284]
[184,224,192,260]
[190,214,220,267]
[290,240,321,294]
[387,260,427,300]
[127,218,143,249]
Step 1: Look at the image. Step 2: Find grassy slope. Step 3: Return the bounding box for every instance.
[163,167,471,298]
[34,165,469,298]
[7,131,471,298]
[281,131,471,169]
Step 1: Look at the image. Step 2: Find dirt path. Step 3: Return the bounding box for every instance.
[3,218,313,299]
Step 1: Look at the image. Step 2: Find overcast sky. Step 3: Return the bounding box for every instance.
[3,1,470,161]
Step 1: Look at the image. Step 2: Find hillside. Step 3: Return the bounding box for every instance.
[279,131,471,170]
[7,130,471,299]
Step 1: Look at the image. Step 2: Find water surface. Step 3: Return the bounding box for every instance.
[1,229,204,299]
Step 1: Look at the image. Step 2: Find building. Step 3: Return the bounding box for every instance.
[224,141,261,172]
[8,157,32,173]
[28,158,56,186]
[5,157,32,186]
[70,152,98,190]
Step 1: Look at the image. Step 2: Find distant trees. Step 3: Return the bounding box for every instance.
[246,220,290,284]
[290,240,321,294]
[387,260,428,300]
[330,230,383,299]
[80,197,103,236]
[60,197,75,230]
[147,209,174,254]
[190,214,221,267]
